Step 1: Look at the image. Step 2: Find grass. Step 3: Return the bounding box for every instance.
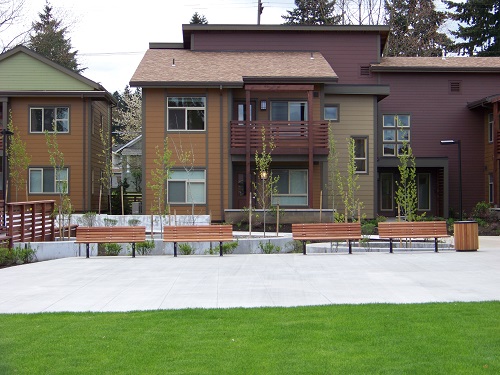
[0,302,498,374]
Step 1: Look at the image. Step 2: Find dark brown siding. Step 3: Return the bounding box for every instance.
[377,72,499,214]
[192,31,381,84]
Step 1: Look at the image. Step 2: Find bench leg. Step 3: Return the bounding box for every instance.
[174,242,177,257]
[389,239,393,254]
[302,240,306,255]
[219,241,223,257]
[86,243,90,258]
[434,238,438,253]
[348,240,352,254]
[132,243,136,258]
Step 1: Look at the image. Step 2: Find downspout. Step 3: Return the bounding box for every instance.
[307,89,314,207]
[245,89,251,210]
[82,95,87,211]
[219,85,224,221]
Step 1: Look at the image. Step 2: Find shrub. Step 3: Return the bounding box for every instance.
[135,240,155,255]
[80,212,97,226]
[287,240,306,253]
[14,244,37,264]
[103,218,118,227]
[258,241,281,254]
[361,223,376,236]
[0,247,14,266]
[104,243,122,256]
[178,243,195,255]
[128,218,141,226]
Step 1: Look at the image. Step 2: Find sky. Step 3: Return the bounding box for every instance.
[12,0,299,93]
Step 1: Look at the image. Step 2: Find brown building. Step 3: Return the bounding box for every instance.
[0,46,116,212]
[131,25,500,221]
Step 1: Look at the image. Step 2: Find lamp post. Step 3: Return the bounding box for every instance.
[1,128,14,229]
[440,140,462,220]
[260,170,268,238]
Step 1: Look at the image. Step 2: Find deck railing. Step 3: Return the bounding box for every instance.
[230,121,329,154]
[1,200,56,244]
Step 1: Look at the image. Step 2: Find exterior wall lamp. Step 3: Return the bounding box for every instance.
[440,139,462,220]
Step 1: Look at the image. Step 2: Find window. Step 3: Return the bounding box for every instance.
[30,107,69,133]
[29,167,68,193]
[488,113,494,143]
[417,173,431,210]
[271,101,307,122]
[380,173,394,211]
[167,97,205,131]
[168,170,206,204]
[489,174,494,204]
[353,137,367,173]
[383,114,410,156]
[324,105,339,121]
[272,169,308,206]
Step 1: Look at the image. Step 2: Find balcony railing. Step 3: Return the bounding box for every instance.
[230,121,329,155]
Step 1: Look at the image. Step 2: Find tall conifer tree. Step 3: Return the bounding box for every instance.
[282,0,341,25]
[28,1,84,72]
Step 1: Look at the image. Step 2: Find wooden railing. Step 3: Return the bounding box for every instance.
[1,200,56,244]
[230,121,329,154]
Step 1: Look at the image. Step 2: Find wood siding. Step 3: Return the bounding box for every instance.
[376,72,499,214]
[192,31,381,84]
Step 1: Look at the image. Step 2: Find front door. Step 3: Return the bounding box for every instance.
[233,168,248,209]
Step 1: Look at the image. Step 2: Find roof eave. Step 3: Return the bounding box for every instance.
[371,66,500,73]
[0,90,117,104]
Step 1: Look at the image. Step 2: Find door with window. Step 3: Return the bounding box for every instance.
[234,101,255,125]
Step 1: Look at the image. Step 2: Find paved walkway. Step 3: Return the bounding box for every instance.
[1,237,499,313]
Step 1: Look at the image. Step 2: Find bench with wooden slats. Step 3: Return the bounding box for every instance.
[75,226,146,258]
[292,222,362,255]
[377,221,449,253]
[163,225,234,257]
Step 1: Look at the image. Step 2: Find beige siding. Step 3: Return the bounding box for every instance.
[325,95,376,218]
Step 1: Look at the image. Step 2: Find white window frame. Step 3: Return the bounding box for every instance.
[352,137,368,174]
[382,114,411,157]
[30,107,70,133]
[167,169,206,204]
[29,167,69,194]
[167,97,206,131]
[417,173,431,211]
[271,169,308,206]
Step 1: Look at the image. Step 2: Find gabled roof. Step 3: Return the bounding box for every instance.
[371,57,500,73]
[115,135,142,155]
[0,45,116,102]
[130,49,337,88]
[467,94,500,110]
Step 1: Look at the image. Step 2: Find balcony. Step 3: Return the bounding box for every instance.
[230,121,329,155]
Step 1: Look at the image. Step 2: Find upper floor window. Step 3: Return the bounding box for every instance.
[29,167,69,194]
[271,101,307,122]
[488,113,494,143]
[167,97,205,131]
[168,169,206,204]
[324,104,339,122]
[30,107,69,133]
[352,137,368,173]
[383,114,410,156]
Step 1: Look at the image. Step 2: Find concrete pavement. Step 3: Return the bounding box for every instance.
[0,236,499,313]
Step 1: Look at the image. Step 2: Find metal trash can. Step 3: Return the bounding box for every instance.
[454,221,479,251]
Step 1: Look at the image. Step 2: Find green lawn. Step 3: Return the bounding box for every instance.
[0,302,498,374]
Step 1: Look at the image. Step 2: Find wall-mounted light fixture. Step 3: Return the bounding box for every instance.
[260,100,267,111]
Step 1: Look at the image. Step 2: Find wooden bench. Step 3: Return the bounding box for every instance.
[378,221,449,253]
[75,226,146,258]
[292,223,362,255]
[163,225,234,257]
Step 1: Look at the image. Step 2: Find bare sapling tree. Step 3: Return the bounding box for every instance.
[45,129,72,239]
[6,110,31,201]
[146,137,173,233]
[327,122,341,222]
[253,126,279,237]
[337,137,362,222]
[98,125,113,214]
[395,140,418,222]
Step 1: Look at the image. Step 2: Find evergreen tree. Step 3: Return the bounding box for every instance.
[384,0,452,56]
[282,0,341,25]
[445,0,500,56]
[28,1,84,72]
[190,12,208,24]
